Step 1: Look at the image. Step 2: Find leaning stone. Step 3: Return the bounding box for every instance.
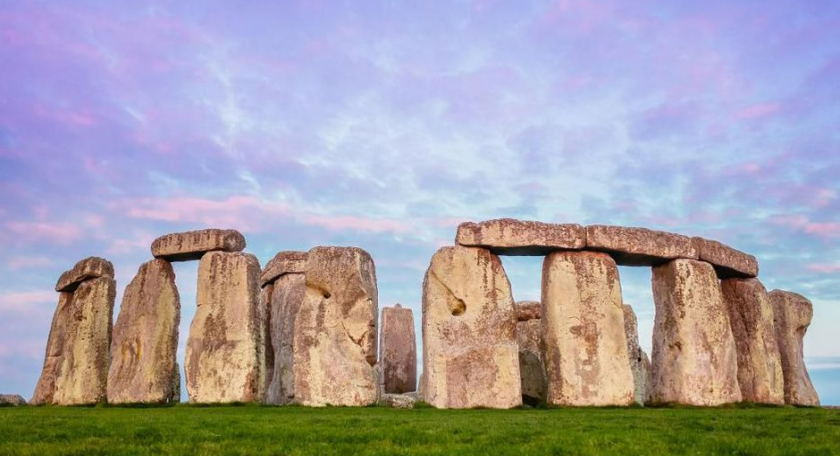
[108,259,180,404]
[294,247,379,407]
[650,259,742,405]
[770,290,820,406]
[151,228,246,262]
[721,279,784,404]
[692,237,758,278]
[623,304,650,405]
[265,271,306,405]
[260,251,307,287]
[380,393,415,409]
[585,225,698,266]
[186,251,264,403]
[0,394,27,406]
[422,245,521,409]
[516,301,546,405]
[55,257,114,292]
[32,277,115,405]
[456,218,585,256]
[542,251,635,406]
[380,304,417,394]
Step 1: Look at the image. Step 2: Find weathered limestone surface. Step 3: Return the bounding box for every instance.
[32,277,116,405]
[456,219,585,255]
[260,251,307,287]
[0,394,27,406]
[770,290,820,406]
[170,363,181,403]
[107,259,180,404]
[380,393,416,409]
[422,246,521,409]
[260,283,275,402]
[650,259,742,405]
[516,301,546,405]
[721,279,784,404]
[542,251,635,406]
[693,237,759,278]
[380,304,417,394]
[585,225,698,266]
[55,257,114,292]
[186,251,264,403]
[265,272,306,405]
[294,247,379,407]
[623,304,651,405]
[151,229,246,262]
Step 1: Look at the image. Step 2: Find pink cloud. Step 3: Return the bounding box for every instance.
[4,221,83,245]
[806,264,840,274]
[302,215,411,234]
[770,215,840,239]
[7,255,54,270]
[737,102,781,120]
[0,290,56,312]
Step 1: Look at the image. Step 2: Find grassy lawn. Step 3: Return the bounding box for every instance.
[1,404,838,455]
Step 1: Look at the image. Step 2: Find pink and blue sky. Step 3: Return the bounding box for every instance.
[1,1,839,403]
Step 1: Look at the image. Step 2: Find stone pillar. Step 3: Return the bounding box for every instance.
[422,246,521,409]
[516,301,546,405]
[650,259,742,405]
[623,304,651,405]
[769,290,820,406]
[721,278,784,404]
[380,304,417,394]
[108,259,181,404]
[186,251,264,403]
[541,251,634,406]
[293,247,379,406]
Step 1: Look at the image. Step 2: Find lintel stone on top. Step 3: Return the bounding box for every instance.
[259,251,308,287]
[585,225,698,266]
[55,257,115,292]
[151,229,246,262]
[692,237,758,278]
[455,219,585,256]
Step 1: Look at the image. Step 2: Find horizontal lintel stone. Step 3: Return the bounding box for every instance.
[55,257,114,292]
[585,225,698,266]
[456,219,585,256]
[151,229,246,262]
[692,237,758,278]
[259,251,308,287]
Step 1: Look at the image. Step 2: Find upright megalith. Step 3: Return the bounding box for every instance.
[623,304,651,405]
[650,259,742,405]
[151,228,246,262]
[262,251,307,405]
[422,246,521,409]
[516,301,546,405]
[32,267,116,405]
[456,218,586,255]
[721,279,784,404]
[769,290,820,406]
[293,247,379,407]
[107,259,181,404]
[186,251,264,403]
[541,251,634,406]
[380,304,417,394]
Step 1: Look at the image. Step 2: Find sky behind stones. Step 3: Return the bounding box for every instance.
[1,1,839,403]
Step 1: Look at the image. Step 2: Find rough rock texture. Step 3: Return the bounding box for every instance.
[31,277,116,405]
[0,394,27,406]
[649,259,742,405]
[186,251,264,403]
[623,304,651,405]
[692,237,759,278]
[456,219,585,256]
[721,279,784,404]
[380,304,417,394]
[260,283,275,402]
[585,225,698,266]
[422,246,521,409]
[55,257,114,292]
[151,229,246,262]
[380,393,416,409]
[516,301,546,405]
[260,251,307,287]
[170,363,181,403]
[541,251,635,406]
[107,259,181,404]
[770,290,820,406]
[265,272,306,405]
[293,246,379,407]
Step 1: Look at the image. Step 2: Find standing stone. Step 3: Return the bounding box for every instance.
[32,277,116,405]
[170,363,181,403]
[770,290,820,406]
[265,270,307,404]
[293,247,379,407]
[623,304,651,405]
[151,228,246,262]
[516,301,546,405]
[542,251,635,406]
[260,282,275,402]
[380,304,417,394]
[107,259,180,404]
[721,279,784,404]
[186,251,264,403]
[0,394,27,406]
[650,259,742,405]
[422,246,521,409]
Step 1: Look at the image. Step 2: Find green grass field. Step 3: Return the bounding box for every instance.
[1,404,838,455]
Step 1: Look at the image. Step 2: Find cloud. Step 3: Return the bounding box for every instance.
[6,255,54,270]
[3,221,83,245]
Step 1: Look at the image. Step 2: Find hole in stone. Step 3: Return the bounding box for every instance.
[451,298,466,316]
[322,291,331,299]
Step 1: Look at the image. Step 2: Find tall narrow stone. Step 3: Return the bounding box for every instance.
[770,290,820,406]
[422,246,521,409]
[516,301,546,405]
[623,304,651,405]
[293,247,379,407]
[32,277,116,405]
[650,259,742,405]
[260,282,275,402]
[721,279,784,404]
[541,251,635,406]
[265,272,306,404]
[380,304,417,394]
[186,251,264,403]
[107,259,180,404]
